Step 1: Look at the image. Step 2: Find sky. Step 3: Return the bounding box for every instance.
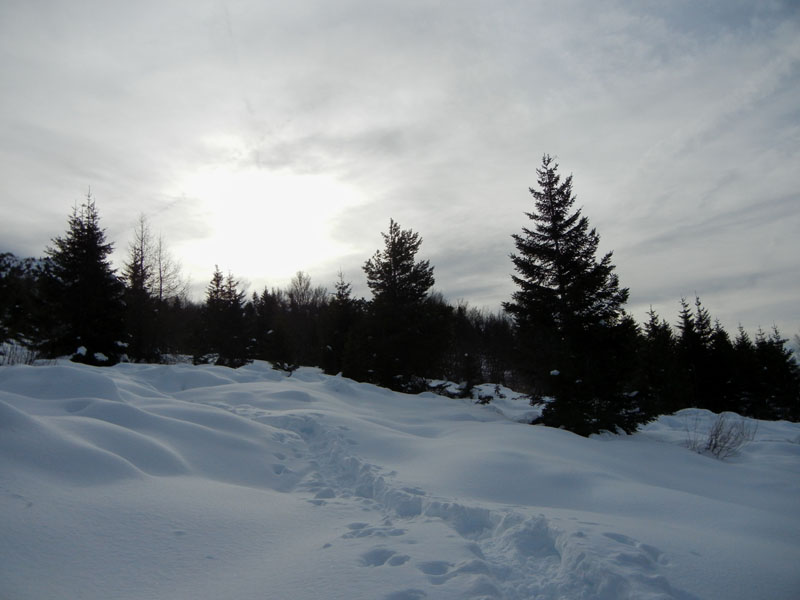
[1,0,798,336]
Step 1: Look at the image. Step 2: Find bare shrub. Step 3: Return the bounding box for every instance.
[686,412,757,460]
[0,342,47,366]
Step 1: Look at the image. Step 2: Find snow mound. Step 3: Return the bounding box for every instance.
[1,361,798,600]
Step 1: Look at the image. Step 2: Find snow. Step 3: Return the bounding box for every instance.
[1,361,798,600]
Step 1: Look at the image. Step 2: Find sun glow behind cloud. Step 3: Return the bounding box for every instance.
[170,164,365,287]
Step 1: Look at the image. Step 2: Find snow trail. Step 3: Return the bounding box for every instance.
[202,372,699,599]
[1,361,798,600]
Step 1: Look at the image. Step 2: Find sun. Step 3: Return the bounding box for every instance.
[170,163,365,288]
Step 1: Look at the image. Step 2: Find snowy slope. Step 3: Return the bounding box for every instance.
[1,361,798,600]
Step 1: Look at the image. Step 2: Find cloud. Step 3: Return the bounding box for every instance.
[0,0,798,334]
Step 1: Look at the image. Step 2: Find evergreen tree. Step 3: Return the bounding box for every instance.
[0,253,50,350]
[732,326,760,416]
[160,295,202,359]
[364,219,435,306]
[247,287,290,366]
[675,296,730,412]
[504,155,647,434]
[441,303,484,396]
[639,307,682,414]
[43,196,125,365]
[665,295,800,421]
[0,254,18,345]
[196,266,249,367]
[753,327,800,420]
[322,271,365,375]
[707,319,737,413]
[675,297,703,407]
[361,219,436,390]
[332,271,353,304]
[480,309,517,386]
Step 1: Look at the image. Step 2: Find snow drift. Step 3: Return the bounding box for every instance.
[1,361,798,599]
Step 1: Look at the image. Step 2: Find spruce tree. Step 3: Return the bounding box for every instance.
[753,327,800,420]
[640,307,682,415]
[707,319,737,413]
[733,326,759,416]
[196,266,248,367]
[43,195,125,364]
[322,271,364,376]
[248,287,290,366]
[675,296,733,412]
[676,297,703,408]
[504,155,647,434]
[0,253,49,351]
[363,219,435,306]
[362,219,436,390]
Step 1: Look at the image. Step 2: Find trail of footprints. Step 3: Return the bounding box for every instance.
[211,399,675,600]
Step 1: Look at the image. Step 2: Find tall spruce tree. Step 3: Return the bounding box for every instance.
[362,219,437,390]
[504,155,648,434]
[43,195,125,364]
[676,296,727,411]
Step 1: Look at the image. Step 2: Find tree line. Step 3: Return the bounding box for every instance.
[1,156,797,434]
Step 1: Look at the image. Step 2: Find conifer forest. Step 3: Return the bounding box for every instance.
[2,156,798,434]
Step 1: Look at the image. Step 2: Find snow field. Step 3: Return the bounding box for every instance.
[1,361,798,599]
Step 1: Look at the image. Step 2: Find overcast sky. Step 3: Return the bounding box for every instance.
[1,0,798,336]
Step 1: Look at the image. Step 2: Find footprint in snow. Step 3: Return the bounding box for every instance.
[314,487,336,499]
[360,548,410,567]
[417,561,451,576]
[343,521,406,539]
[602,531,668,566]
[417,559,495,586]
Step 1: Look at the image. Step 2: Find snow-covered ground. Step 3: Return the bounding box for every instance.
[1,361,798,600]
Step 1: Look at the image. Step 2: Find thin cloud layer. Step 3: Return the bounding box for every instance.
[1,0,798,334]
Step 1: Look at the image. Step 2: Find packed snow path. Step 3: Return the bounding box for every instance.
[1,361,799,599]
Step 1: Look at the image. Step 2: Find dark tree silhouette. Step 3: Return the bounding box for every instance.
[122,215,159,362]
[505,155,648,434]
[43,195,125,365]
[196,266,249,367]
[752,327,800,420]
[247,286,291,366]
[322,271,365,376]
[361,219,438,390]
[637,307,683,415]
[0,253,50,352]
[364,219,435,306]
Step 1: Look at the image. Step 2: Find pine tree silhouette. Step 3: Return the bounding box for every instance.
[505,155,648,434]
[43,195,125,364]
